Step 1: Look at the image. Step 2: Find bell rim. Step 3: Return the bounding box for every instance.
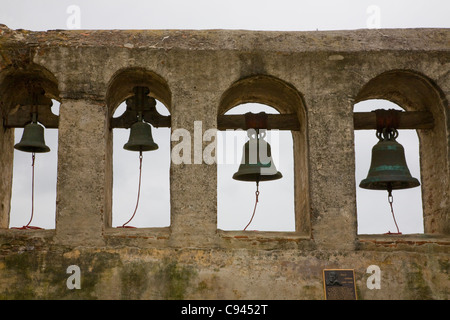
[14,144,51,153]
[123,143,159,152]
[232,171,283,182]
[359,177,420,190]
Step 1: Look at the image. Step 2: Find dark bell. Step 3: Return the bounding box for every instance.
[360,137,420,191]
[233,134,282,182]
[14,122,50,153]
[123,121,158,152]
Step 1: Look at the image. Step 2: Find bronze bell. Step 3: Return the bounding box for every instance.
[14,121,50,153]
[123,120,158,152]
[360,129,420,191]
[233,130,282,182]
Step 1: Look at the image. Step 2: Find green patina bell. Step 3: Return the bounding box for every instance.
[233,130,282,183]
[14,121,50,153]
[360,129,420,191]
[123,120,159,152]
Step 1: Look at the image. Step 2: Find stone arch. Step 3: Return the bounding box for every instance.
[0,64,60,123]
[354,69,449,234]
[219,74,306,117]
[105,67,172,228]
[106,67,172,116]
[0,63,60,229]
[218,75,310,234]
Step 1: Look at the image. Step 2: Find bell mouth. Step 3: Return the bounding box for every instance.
[359,178,420,190]
[232,169,283,182]
[123,142,158,152]
[14,144,50,153]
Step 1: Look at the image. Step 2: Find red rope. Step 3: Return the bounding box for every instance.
[119,151,143,228]
[385,188,402,235]
[12,152,43,230]
[244,182,259,231]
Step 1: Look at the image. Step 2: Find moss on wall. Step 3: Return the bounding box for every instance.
[0,248,121,299]
[154,258,197,300]
[405,263,433,300]
[120,261,149,299]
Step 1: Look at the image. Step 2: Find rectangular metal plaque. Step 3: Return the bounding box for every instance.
[323,269,357,300]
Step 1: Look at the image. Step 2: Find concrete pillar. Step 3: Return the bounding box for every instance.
[169,81,218,248]
[0,122,13,229]
[307,93,357,250]
[55,98,111,246]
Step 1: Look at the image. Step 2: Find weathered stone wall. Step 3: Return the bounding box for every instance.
[0,26,448,300]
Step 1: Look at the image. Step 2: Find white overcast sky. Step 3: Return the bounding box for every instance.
[2,0,449,233]
[1,0,449,31]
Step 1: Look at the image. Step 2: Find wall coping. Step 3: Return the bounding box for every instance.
[1,25,449,53]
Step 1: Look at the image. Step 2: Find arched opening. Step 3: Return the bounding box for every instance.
[217,103,295,231]
[106,68,172,229]
[217,75,309,234]
[10,99,59,229]
[354,70,449,235]
[112,99,171,228]
[0,65,60,230]
[354,99,423,234]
